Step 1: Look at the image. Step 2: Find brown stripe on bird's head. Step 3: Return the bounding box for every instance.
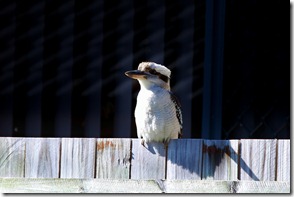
[142,67,170,83]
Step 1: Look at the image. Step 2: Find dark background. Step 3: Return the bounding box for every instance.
[0,0,290,139]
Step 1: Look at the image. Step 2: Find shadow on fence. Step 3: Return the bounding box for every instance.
[144,139,260,180]
[0,138,288,181]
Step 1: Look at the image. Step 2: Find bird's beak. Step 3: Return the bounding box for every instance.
[125,70,148,79]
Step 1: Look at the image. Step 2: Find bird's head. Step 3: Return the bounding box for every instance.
[125,62,171,90]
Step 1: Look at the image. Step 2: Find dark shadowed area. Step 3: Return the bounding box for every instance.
[0,0,289,139]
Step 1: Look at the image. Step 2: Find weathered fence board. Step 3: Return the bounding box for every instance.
[0,178,83,193]
[131,139,166,179]
[164,179,232,193]
[82,179,162,193]
[240,139,277,181]
[25,138,61,178]
[0,178,290,193]
[0,138,25,177]
[60,138,96,178]
[96,138,131,179]
[202,140,239,180]
[231,180,290,193]
[276,140,290,181]
[166,139,202,179]
[0,138,290,193]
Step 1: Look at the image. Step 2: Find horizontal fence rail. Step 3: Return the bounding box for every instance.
[0,137,290,193]
[0,179,290,193]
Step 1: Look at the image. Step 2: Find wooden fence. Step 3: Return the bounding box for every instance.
[0,137,290,193]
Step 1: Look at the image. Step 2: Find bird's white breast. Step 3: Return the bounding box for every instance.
[135,85,180,143]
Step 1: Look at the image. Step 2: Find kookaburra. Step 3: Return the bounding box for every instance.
[125,62,182,148]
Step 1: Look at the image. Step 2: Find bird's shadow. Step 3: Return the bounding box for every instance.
[139,139,260,180]
[142,141,166,156]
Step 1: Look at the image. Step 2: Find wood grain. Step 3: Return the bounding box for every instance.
[239,139,276,181]
[166,139,202,179]
[202,140,238,180]
[25,138,61,178]
[0,178,289,193]
[0,138,290,183]
[60,138,96,178]
[96,138,131,179]
[131,139,166,179]
[0,138,25,177]
[232,180,290,193]
[276,140,290,181]
[164,179,232,193]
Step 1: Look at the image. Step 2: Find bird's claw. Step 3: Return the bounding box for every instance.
[141,139,146,148]
[163,140,169,150]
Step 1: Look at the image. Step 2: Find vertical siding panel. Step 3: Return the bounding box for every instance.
[0,1,15,136]
[0,66,14,136]
[146,1,165,62]
[25,1,44,137]
[84,0,103,137]
[42,0,58,137]
[96,138,131,179]
[276,140,290,181]
[71,1,91,137]
[54,1,74,137]
[42,1,75,137]
[60,138,96,178]
[12,0,45,137]
[202,140,238,180]
[13,1,30,137]
[239,139,276,181]
[100,1,118,138]
[173,1,195,138]
[133,1,147,63]
[25,138,60,178]
[112,1,133,137]
[166,139,202,179]
[0,137,25,177]
[191,0,206,138]
[131,139,165,179]
[202,0,226,139]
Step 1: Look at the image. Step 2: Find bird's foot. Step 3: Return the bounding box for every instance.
[164,143,168,150]
[163,140,169,150]
[141,139,147,148]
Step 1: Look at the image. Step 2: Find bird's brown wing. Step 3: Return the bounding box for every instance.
[169,91,183,138]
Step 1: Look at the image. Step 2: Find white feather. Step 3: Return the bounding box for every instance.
[135,79,180,143]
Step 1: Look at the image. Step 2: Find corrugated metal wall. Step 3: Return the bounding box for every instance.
[0,0,289,139]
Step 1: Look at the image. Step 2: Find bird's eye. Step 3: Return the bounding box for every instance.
[149,69,157,75]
